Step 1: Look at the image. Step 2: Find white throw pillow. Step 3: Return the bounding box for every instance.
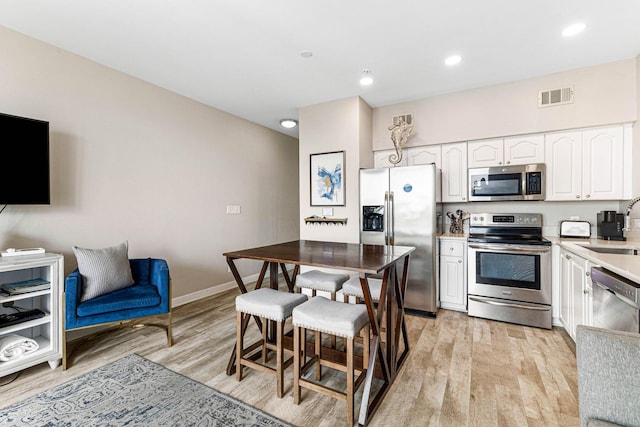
[73,241,135,302]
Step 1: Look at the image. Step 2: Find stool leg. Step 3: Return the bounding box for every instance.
[363,324,370,370]
[293,325,301,404]
[262,316,268,363]
[315,330,321,380]
[276,320,284,398]
[347,336,354,426]
[236,311,243,382]
[330,291,337,349]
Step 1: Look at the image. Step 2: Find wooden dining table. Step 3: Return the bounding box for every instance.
[223,239,414,426]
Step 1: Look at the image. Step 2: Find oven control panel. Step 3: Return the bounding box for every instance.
[470,213,542,227]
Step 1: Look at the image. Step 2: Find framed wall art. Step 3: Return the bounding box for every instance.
[310,150,345,206]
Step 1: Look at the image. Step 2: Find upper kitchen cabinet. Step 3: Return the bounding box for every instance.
[442,142,468,202]
[374,149,407,168]
[468,135,544,168]
[406,145,441,169]
[545,125,627,201]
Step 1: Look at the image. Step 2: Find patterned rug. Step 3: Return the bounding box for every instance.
[0,354,293,427]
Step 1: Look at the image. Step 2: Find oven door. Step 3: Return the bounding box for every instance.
[468,243,551,305]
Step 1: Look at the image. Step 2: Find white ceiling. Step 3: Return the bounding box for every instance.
[1,1,639,139]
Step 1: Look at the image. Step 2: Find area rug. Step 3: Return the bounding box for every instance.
[0,354,293,427]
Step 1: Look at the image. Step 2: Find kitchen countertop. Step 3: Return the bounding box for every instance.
[437,233,468,240]
[548,236,640,283]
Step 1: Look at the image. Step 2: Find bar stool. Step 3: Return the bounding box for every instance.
[341,276,383,304]
[235,288,308,398]
[292,296,370,426]
[295,269,349,348]
[295,269,349,300]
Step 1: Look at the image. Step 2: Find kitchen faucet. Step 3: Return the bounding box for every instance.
[624,196,640,231]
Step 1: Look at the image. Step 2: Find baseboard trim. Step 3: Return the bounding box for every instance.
[171,270,289,307]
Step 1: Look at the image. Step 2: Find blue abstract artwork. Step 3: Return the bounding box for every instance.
[310,151,345,206]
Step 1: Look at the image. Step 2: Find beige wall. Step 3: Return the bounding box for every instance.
[299,97,372,244]
[373,59,637,150]
[0,26,300,301]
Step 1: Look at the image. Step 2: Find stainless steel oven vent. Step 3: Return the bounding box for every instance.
[538,87,574,107]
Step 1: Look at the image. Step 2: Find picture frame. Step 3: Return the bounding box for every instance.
[310,151,345,206]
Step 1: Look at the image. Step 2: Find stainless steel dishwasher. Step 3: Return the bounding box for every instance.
[590,267,640,333]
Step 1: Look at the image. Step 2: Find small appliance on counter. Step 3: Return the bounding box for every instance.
[597,211,626,241]
[559,220,591,238]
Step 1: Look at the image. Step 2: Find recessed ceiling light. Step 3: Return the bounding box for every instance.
[445,55,462,66]
[359,69,374,86]
[280,119,298,129]
[300,50,313,58]
[562,22,586,37]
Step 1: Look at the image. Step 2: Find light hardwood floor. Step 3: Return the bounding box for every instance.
[0,288,580,426]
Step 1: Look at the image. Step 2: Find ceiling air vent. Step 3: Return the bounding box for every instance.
[392,113,413,126]
[538,87,574,108]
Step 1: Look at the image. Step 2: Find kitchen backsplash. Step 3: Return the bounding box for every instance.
[442,200,623,238]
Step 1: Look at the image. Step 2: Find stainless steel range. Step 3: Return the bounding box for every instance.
[467,213,552,329]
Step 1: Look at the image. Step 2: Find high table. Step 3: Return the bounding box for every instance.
[223,239,414,426]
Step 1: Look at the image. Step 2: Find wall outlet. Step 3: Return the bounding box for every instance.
[226,205,241,214]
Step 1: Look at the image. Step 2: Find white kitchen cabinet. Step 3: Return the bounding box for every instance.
[467,135,543,168]
[546,125,625,201]
[467,138,503,168]
[559,248,594,340]
[441,142,468,202]
[0,254,64,377]
[504,134,545,165]
[439,239,467,311]
[406,145,441,169]
[374,149,407,168]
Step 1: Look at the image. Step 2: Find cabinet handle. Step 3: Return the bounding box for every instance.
[498,161,502,165]
[586,194,590,198]
[585,272,590,277]
[458,259,462,263]
[576,195,581,199]
[462,197,466,200]
[506,161,510,164]
[565,254,571,259]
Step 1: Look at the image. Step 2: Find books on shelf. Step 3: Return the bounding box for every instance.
[0,278,51,296]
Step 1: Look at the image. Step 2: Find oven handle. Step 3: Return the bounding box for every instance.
[469,296,551,311]
[468,243,551,253]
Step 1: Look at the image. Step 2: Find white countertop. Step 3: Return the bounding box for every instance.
[549,236,640,283]
[437,233,468,240]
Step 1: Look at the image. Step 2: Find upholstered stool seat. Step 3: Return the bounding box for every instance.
[292,297,370,426]
[235,288,307,398]
[236,288,308,321]
[341,276,383,302]
[295,269,349,294]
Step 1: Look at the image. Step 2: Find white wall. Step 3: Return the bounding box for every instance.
[372,59,637,151]
[299,96,372,244]
[0,26,300,300]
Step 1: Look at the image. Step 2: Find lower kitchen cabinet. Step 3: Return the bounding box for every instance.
[559,248,594,340]
[439,238,467,311]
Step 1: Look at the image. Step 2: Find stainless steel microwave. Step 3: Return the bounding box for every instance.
[468,163,545,201]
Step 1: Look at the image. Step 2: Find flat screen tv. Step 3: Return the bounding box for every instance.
[0,112,50,205]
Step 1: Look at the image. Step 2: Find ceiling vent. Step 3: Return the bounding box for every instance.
[392,113,413,126]
[538,87,574,108]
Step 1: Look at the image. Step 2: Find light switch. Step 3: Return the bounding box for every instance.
[226,205,241,214]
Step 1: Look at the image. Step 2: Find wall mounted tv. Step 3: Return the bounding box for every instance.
[0,112,50,205]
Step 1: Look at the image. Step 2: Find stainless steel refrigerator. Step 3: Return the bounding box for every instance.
[360,164,439,316]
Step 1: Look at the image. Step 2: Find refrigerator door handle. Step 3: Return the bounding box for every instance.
[389,191,395,245]
[384,191,389,245]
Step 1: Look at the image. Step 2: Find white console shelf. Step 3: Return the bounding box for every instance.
[0,253,63,378]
